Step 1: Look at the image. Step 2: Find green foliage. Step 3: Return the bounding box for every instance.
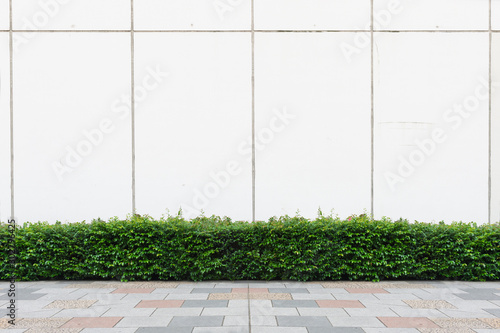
[1,214,499,281]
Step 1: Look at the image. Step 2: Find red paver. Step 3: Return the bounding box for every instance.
[61,317,122,328]
[135,300,184,308]
[232,288,269,293]
[111,288,155,294]
[378,317,440,328]
[345,288,388,294]
[316,300,365,308]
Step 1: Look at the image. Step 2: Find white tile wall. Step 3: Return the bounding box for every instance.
[134,0,251,31]
[13,33,132,223]
[0,0,8,30]
[374,33,489,223]
[254,33,371,220]
[491,33,500,223]
[134,33,252,220]
[254,0,370,30]
[374,0,489,31]
[12,0,131,30]
[493,0,500,30]
[0,33,10,222]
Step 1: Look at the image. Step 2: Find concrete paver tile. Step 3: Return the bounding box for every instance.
[135,300,183,308]
[251,327,307,333]
[403,300,456,309]
[479,318,500,328]
[61,317,122,328]
[16,318,72,328]
[193,328,249,333]
[166,293,208,300]
[276,316,331,327]
[111,289,154,294]
[135,328,192,333]
[223,315,249,326]
[80,329,137,333]
[317,300,364,308]
[327,316,385,328]
[44,300,97,309]
[291,293,334,300]
[431,318,491,328]
[53,308,109,317]
[192,288,232,294]
[362,329,419,333]
[389,307,449,318]
[269,289,309,294]
[272,300,317,308]
[345,308,399,317]
[251,316,277,326]
[102,308,155,317]
[297,308,349,317]
[182,300,228,308]
[114,316,173,328]
[377,317,439,328]
[151,307,203,316]
[202,307,248,316]
[168,316,224,327]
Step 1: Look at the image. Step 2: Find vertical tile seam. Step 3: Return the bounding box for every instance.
[370,0,374,218]
[488,0,492,223]
[9,0,14,220]
[131,0,136,215]
[251,0,256,223]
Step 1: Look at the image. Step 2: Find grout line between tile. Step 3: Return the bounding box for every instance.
[370,0,374,217]
[251,0,256,223]
[131,0,136,215]
[488,0,492,223]
[9,0,13,220]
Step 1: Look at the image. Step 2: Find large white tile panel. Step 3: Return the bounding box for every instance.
[134,33,252,221]
[12,0,130,30]
[14,33,131,223]
[491,33,500,223]
[254,33,371,221]
[374,33,489,223]
[134,0,251,30]
[254,0,370,30]
[0,0,8,30]
[0,33,9,221]
[374,0,489,30]
[493,0,500,30]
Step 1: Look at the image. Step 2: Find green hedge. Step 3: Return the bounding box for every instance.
[1,214,499,281]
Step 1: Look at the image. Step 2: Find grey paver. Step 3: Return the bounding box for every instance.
[166,294,209,300]
[272,300,318,308]
[276,316,331,327]
[389,306,449,318]
[192,288,232,294]
[182,300,228,307]
[307,328,364,333]
[136,328,192,333]
[252,328,307,333]
[344,308,398,317]
[485,308,500,317]
[52,308,109,317]
[193,328,249,333]
[168,316,224,327]
[102,308,155,317]
[269,288,309,294]
[151,308,203,316]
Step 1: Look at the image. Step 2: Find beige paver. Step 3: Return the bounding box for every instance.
[404,300,456,309]
[17,318,72,328]
[65,281,179,289]
[479,318,500,328]
[431,318,491,328]
[44,300,97,309]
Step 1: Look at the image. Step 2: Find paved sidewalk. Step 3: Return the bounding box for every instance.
[1,280,500,332]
